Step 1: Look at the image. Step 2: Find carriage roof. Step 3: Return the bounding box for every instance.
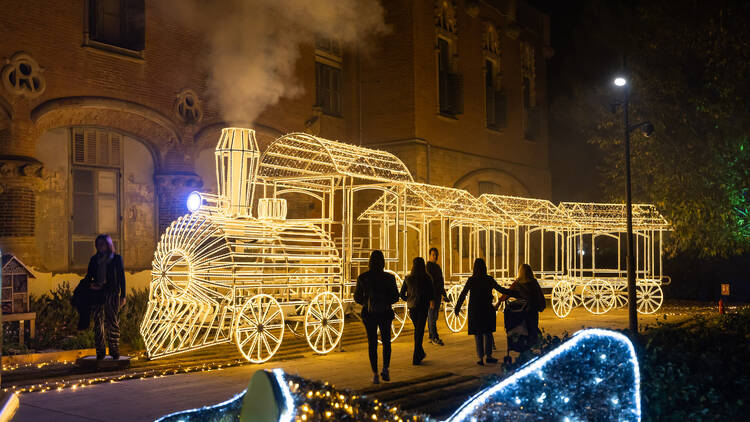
[479,194,571,229]
[358,182,515,225]
[257,133,414,189]
[557,202,670,231]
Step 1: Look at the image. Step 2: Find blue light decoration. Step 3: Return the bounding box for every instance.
[154,329,640,421]
[445,328,641,422]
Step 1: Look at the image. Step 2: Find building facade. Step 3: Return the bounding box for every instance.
[0,0,551,293]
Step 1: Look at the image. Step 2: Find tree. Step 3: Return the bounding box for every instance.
[555,0,750,257]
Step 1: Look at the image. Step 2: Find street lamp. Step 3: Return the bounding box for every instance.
[613,76,653,333]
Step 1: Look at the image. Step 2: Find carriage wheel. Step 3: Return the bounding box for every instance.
[379,271,407,343]
[551,280,574,318]
[613,284,629,308]
[235,294,285,363]
[581,279,615,314]
[637,283,664,314]
[444,285,467,332]
[305,292,344,354]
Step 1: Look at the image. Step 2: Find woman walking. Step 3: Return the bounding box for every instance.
[83,234,127,360]
[400,257,434,365]
[454,258,518,365]
[496,263,546,348]
[354,250,400,384]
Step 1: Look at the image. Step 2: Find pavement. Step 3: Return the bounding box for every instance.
[11,303,704,421]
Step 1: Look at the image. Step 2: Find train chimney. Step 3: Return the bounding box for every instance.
[215,128,259,217]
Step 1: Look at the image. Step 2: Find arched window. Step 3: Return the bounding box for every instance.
[435,1,462,116]
[483,23,505,129]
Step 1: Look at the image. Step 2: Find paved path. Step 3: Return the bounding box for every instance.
[12,305,697,421]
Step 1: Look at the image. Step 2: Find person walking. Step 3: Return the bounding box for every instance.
[400,257,434,365]
[454,258,518,365]
[354,250,400,384]
[82,234,127,360]
[426,247,448,346]
[496,263,546,348]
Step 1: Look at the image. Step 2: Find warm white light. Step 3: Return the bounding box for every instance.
[614,77,627,86]
[186,191,201,212]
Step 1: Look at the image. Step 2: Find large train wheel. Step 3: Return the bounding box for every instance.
[379,270,407,343]
[637,283,664,314]
[551,280,574,318]
[235,294,285,363]
[305,292,344,354]
[444,285,467,332]
[581,279,615,315]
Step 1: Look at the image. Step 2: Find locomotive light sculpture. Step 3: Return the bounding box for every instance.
[141,128,670,363]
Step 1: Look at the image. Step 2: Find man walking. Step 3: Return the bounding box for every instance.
[426,247,448,345]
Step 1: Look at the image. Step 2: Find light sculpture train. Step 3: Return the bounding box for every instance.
[140,127,670,363]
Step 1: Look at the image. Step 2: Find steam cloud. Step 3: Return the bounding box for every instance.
[169,0,388,125]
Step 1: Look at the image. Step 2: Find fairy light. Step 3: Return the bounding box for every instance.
[445,329,641,422]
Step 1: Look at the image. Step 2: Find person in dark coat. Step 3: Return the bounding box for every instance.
[82,234,127,360]
[400,257,434,365]
[354,250,400,384]
[454,258,519,365]
[426,247,448,346]
[496,263,546,349]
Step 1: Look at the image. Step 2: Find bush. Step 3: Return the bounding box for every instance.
[2,282,149,354]
[639,309,750,420]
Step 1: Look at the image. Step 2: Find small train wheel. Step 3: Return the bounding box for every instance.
[637,282,664,314]
[581,279,615,315]
[305,292,344,354]
[551,280,574,318]
[444,285,467,332]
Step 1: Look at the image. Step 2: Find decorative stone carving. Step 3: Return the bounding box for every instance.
[174,89,203,124]
[483,23,501,57]
[1,52,46,99]
[435,0,458,35]
[521,41,536,79]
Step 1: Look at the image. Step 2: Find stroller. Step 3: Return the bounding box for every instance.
[503,298,531,363]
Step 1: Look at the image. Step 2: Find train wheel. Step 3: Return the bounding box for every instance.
[492,290,505,313]
[613,284,628,308]
[235,294,285,363]
[581,279,615,315]
[637,283,664,314]
[444,285,467,332]
[551,280,574,318]
[380,270,407,343]
[305,292,344,354]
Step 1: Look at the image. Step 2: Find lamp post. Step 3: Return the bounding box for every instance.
[613,76,653,333]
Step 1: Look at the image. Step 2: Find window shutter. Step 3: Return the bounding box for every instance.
[495,91,507,129]
[98,130,110,165]
[73,129,86,164]
[448,73,463,115]
[110,133,121,166]
[85,129,98,165]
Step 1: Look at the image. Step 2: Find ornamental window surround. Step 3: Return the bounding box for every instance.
[1,52,46,99]
[521,41,540,141]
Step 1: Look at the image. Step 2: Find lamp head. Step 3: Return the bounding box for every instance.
[614,77,627,87]
[187,191,202,212]
[642,122,655,137]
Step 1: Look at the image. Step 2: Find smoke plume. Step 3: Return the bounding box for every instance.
[168,0,388,125]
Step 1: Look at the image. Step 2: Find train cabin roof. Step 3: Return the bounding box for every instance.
[558,202,670,231]
[479,194,572,229]
[257,133,414,188]
[359,182,515,226]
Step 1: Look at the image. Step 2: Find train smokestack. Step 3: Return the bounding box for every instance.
[215,127,259,217]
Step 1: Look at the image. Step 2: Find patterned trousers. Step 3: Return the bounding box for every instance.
[91,294,121,357]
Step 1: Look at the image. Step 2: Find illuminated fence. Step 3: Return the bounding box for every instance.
[141,128,670,363]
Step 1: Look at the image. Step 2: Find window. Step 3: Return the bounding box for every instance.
[521,41,540,140]
[315,36,343,117]
[315,62,342,116]
[88,0,145,51]
[438,38,462,116]
[70,128,122,268]
[485,60,506,129]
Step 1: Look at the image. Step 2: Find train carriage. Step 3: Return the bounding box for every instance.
[141,127,671,364]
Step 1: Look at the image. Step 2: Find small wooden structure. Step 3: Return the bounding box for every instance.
[1,254,36,345]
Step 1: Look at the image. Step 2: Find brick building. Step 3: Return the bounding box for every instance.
[0,0,551,293]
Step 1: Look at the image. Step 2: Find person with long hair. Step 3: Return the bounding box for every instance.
[400,257,434,365]
[354,250,400,384]
[496,263,546,348]
[82,234,127,360]
[454,258,518,365]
